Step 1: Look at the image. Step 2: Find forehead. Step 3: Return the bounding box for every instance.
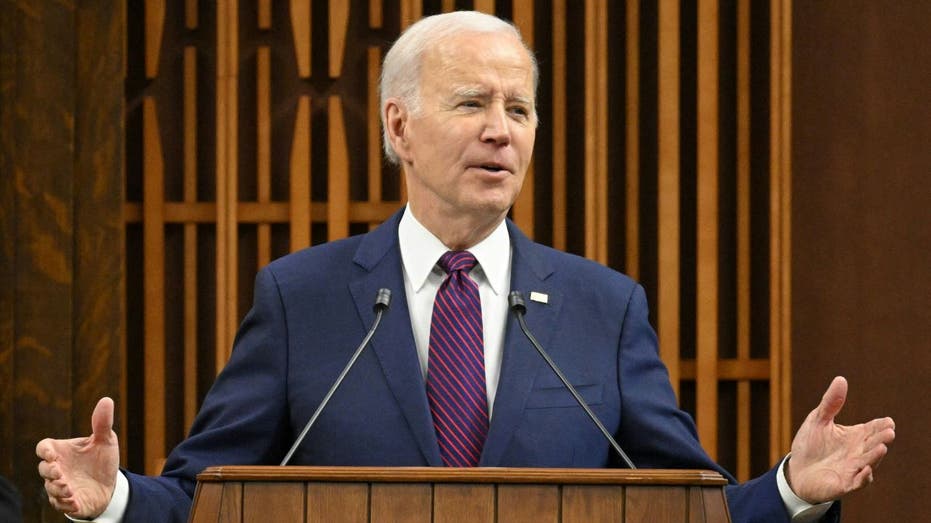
[420,31,535,96]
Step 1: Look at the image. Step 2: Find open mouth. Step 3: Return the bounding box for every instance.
[475,163,510,174]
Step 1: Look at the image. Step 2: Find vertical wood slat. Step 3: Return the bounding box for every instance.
[735,0,752,482]
[257,46,272,268]
[770,0,793,460]
[401,0,423,30]
[625,486,686,520]
[243,483,305,522]
[368,47,382,231]
[185,0,198,29]
[473,0,496,16]
[307,483,370,521]
[290,96,312,250]
[696,0,720,459]
[551,0,567,251]
[328,96,350,240]
[657,0,681,396]
[142,97,166,475]
[370,0,383,28]
[433,484,495,522]
[370,484,432,521]
[183,46,199,430]
[511,1,535,239]
[258,0,272,29]
[625,0,640,280]
[145,0,165,78]
[329,0,349,77]
[442,0,456,13]
[216,0,239,369]
[562,485,625,521]
[497,485,560,523]
[584,0,608,264]
[291,0,312,78]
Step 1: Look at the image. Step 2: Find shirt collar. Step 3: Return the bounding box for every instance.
[398,205,511,296]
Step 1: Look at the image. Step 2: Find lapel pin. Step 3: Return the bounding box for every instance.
[529,291,549,304]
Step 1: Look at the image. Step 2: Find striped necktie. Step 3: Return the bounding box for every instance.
[426,251,489,467]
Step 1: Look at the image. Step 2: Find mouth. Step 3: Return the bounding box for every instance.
[472,162,512,175]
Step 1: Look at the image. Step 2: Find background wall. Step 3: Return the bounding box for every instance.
[792,1,930,521]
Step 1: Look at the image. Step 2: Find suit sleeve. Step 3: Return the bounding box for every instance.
[123,268,293,522]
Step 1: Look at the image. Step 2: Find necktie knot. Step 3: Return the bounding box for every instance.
[439,251,478,274]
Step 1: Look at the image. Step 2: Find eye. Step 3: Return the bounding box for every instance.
[508,105,531,119]
[459,100,482,109]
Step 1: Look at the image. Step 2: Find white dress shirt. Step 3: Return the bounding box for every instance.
[398,207,511,416]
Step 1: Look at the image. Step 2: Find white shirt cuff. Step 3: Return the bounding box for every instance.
[777,455,834,522]
[66,470,129,523]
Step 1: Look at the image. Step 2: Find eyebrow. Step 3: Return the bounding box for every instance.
[451,86,534,106]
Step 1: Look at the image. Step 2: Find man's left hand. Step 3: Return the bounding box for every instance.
[787,376,895,504]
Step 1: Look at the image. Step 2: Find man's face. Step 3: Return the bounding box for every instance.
[394,31,537,224]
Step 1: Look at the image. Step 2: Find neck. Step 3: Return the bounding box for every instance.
[408,202,506,250]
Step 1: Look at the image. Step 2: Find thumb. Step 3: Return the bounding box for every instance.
[815,376,848,425]
[91,397,115,440]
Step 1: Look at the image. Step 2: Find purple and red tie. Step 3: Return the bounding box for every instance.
[426,251,489,467]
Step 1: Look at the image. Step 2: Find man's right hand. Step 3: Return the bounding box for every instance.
[36,397,121,519]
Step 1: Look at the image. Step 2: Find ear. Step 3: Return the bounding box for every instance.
[384,99,412,162]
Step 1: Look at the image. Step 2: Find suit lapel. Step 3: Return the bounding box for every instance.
[349,211,443,465]
[480,222,562,466]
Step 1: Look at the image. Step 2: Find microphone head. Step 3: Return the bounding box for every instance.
[508,290,527,313]
[374,288,392,311]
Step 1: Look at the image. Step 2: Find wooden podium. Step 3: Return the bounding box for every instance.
[190,466,731,522]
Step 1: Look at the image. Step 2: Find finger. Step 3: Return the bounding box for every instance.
[850,465,873,493]
[37,460,62,481]
[36,438,58,461]
[91,396,115,440]
[47,493,78,514]
[859,442,889,468]
[43,478,73,499]
[864,427,896,450]
[864,416,896,435]
[815,376,848,425]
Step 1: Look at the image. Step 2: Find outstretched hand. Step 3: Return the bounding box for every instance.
[36,397,121,519]
[787,376,896,504]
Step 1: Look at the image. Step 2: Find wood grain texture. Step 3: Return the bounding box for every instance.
[307,482,369,522]
[73,0,126,446]
[562,485,625,522]
[433,484,494,523]
[696,0,720,459]
[0,3,125,520]
[371,483,432,523]
[658,0,682,397]
[497,484,559,523]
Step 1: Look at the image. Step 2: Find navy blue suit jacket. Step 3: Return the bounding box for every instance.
[124,210,835,522]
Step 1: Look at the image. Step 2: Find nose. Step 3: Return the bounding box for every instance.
[480,104,511,145]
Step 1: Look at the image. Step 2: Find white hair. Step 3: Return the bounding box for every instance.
[380,11,539,164]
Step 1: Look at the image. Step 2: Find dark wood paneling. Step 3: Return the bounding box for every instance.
[0,1,125,521]
[792,1,931,520]
[73,0,125,440]
[8,3,76,521]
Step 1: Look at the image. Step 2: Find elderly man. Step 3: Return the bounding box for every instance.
[37,11,894,523]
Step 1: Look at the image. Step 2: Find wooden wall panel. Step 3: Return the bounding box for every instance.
[118,0,795,487]
[0,1,125,520]
[792,1,930,518]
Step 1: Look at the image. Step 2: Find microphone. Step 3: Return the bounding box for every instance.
[280,288,392,466]
[508,291,637,469]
